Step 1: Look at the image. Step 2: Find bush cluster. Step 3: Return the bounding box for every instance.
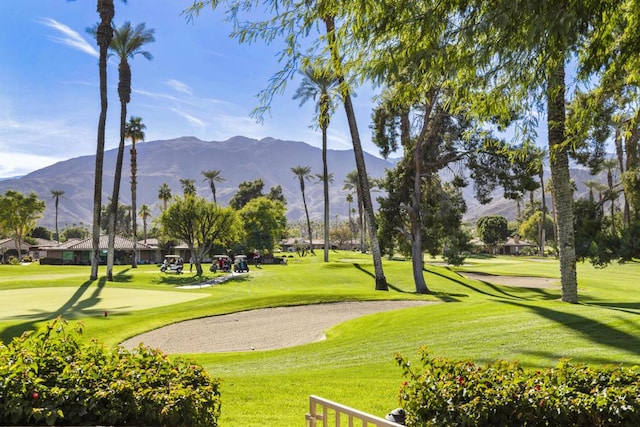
[0,318,221,426]
[395,348,640,426]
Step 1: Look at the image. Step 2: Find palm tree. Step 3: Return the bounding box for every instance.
[291,166,315,254]
[323,15,387,290]
[138,204,151,245]
[584,179,600,203]
[180,178,197,197]
[532,148,548,256]
[547,178,558,254]
[602,158,619,234]
[126,116,146,268]
[50,189,65,243]
[294,66,339,263]
[158,183,172,210]
[315,172,334,257]
[201,170,225,204]
[343,170,364,252]
[345,192,355,246]
[105,21,155,280]
[90,0,115,280]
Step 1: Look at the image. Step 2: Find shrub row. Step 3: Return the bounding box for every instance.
[396,348,640,426]
[0,318,221,426]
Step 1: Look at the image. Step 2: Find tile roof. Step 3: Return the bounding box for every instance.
[51,235,154,251]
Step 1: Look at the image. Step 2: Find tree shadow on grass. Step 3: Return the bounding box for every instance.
[1,277,109,343]
[113,267,133,283]
[351,263,465,302]
[425,268,528,301]
[353,263,413,294]
[498,300,640,359]
[586,302,640,316]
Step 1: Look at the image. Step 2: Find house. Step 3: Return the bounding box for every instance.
[501,235,537,255]
[0,237,58,262]
[142,238,193,263]
[28,238,60,260]
[42,235,157,265]
[468,235,537,255]
[0,237,22,262]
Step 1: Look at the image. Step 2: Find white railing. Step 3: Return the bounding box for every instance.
[305,395,404,427]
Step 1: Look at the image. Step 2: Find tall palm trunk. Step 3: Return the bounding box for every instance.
[607,166,615,234]
[324,16,387,291]
[106,60,131,281]
[548,59,577,303]
[91,0,114,280]
[321,122,330,262]
[358,191,365,252]
[131,143,138,268]
[54,198,60,243]
[614,129,630,228]
[302,183,314,254]
[539,168,547,256]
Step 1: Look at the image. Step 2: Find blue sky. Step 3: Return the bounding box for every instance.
[0,1,380,179]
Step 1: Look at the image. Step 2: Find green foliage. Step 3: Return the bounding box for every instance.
[476,215,509,247]
[518,211,554,245]
[618,221,640,262]
[441,229,471,266]
[573,199,617,268]
[60,225,90,241]
[378,165,468,262]
[30,226,52,240]
[267,184,287,205]
[229,179,265,210]
[239,196,287,253]
[100,201,132,236]
[0,190,46,254]
[159,196,240,273]
[0,318,220,426]
[396,349,640,427]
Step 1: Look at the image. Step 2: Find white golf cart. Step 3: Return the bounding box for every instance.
[160,254,184,274]
[234,255,249,272]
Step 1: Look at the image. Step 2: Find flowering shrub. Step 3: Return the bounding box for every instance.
[395,348,640,426]
[0,318,221,426]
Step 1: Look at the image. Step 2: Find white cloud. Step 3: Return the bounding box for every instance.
[171,108,206,130]
[0,115,95,160]
[0,152,64,179]
[165,79,193,96]
[40,18,99,58]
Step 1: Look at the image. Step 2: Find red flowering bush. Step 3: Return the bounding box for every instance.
[0,318,221,426]
[395,347,640,426]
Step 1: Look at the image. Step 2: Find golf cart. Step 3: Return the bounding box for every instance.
[210,255,232,273]
[160,255,183,274]
[234,255,249,273]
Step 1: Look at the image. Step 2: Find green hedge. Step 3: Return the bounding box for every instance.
[0,318,221,426]
[396,348,640,426]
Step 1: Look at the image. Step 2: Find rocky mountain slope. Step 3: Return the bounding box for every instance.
[0,135,610,230]
[0,136,393,229]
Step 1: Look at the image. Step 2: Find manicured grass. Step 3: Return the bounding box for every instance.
[1,253,639,425]
[0,286,208,321]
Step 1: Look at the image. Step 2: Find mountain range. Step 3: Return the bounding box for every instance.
[0,136,394,230]
[0,135,608,231]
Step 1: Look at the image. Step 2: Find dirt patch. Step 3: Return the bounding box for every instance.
[121,300,431,354]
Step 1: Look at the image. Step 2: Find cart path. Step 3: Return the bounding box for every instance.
[121,300,432,354]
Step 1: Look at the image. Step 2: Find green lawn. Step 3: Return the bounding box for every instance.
[1,253,639,425]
